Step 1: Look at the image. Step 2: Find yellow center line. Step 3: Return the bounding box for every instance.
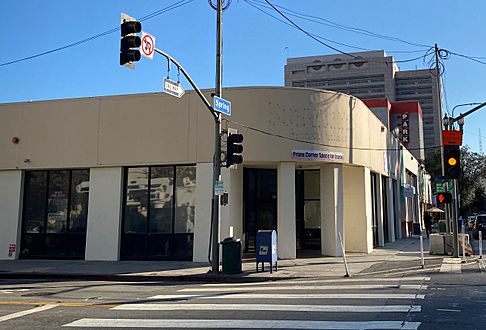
[0,301,117,308]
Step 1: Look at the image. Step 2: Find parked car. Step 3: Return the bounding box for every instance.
[473,214,486,239]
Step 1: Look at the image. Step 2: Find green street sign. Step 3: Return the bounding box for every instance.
[435,183,445,193]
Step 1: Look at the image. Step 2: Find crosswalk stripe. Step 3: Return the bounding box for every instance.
[177,284,427,292]
[111,303,422,313]
[62,318,421,329]
[0,304,57,323]
[149,293,425,300]
[201,276,430,286]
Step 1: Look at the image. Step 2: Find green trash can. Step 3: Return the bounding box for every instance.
[438,220,447,233]
[221,237,242,274]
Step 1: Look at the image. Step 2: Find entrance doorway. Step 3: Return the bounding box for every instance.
[296,170,321,251]
[243,168,277,252]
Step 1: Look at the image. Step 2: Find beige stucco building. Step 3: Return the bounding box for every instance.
[0,87,425,262]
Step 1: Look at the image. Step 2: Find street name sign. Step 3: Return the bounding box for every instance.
[213,96,231,116]
[163,78,185,98]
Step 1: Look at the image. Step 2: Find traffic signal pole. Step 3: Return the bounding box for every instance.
[210,0,223,274]
[153,46,221,272]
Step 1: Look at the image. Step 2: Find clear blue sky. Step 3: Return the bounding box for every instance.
[2,0,486,152]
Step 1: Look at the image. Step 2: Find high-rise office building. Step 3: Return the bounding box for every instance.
[285,50,442,159]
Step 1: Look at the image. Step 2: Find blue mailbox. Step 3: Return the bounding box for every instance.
[256,230,278,273]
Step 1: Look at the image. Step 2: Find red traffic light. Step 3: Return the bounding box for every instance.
[437,192,452,204]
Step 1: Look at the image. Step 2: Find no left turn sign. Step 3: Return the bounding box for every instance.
[141,32,155,60]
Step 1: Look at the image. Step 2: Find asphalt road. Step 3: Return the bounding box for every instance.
[0,256,483,329]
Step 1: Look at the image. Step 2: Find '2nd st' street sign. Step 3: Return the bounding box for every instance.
[163,78,185,98]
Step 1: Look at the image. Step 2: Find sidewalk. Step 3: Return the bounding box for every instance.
[0,239,442,282]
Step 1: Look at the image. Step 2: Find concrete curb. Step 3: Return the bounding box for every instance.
[0,272,300,283]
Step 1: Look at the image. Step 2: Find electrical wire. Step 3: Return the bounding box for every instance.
[448,51,486,66]
[223,118,443,153]
[247,0,431,50]
[0,0,194,68]
[259,0,433,65]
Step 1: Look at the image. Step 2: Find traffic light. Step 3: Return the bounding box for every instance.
[120,14,142,68]
[437,192,452,204]
[444,145,461,179]
[226,133,243,167]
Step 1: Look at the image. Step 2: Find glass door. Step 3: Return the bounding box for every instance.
[296,170,321,251]
[243,168,277,252]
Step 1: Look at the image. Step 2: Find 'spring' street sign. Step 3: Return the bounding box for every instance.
[213,96,231,116]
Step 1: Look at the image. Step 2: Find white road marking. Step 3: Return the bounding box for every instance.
[0,289,29,294]
[436,308,461,312]
[0,304,57,323]
[149,293,425,300]
[201,276,431,286]
[143,294,200,300]
[111,303,422,313]
[440,258,462,273]
[178,284,427,292]
[63,318,421,329]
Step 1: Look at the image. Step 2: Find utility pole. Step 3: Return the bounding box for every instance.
[435,44,452,238]
[210,0,223,273]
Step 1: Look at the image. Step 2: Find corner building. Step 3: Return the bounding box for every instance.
[0,87,424,262]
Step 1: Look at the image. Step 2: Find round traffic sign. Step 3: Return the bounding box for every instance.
[141,34,155,58]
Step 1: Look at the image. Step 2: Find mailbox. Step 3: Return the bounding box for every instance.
[256,230,277,273]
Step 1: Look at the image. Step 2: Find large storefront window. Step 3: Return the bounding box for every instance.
[20,170,90,259]
[121,165,196,260]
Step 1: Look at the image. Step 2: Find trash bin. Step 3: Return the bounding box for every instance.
[221,237,242,274]
[256,230,277,273]
[438,220,447,233]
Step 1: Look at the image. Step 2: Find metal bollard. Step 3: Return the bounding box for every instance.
[420,236,425,269]
[338,232,350,278]
[461,224,466,263]
[480,231,483,259]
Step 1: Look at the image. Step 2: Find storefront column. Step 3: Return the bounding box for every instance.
[376,173,385,247]
[193,163,212,262]
[85,167,123,261]
[387,178,396,242]
[343,166,373,253]
[320,164,344,257]
[277,162,296,259]
[0,170,23,260]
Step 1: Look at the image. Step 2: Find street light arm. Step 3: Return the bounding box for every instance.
[452,101,486,124]
[154,48,218,121]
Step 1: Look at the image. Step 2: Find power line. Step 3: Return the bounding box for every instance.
[448,50,486,66]
[0,0,194,68]
[247,0,431,50]
[259,0,433,65]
